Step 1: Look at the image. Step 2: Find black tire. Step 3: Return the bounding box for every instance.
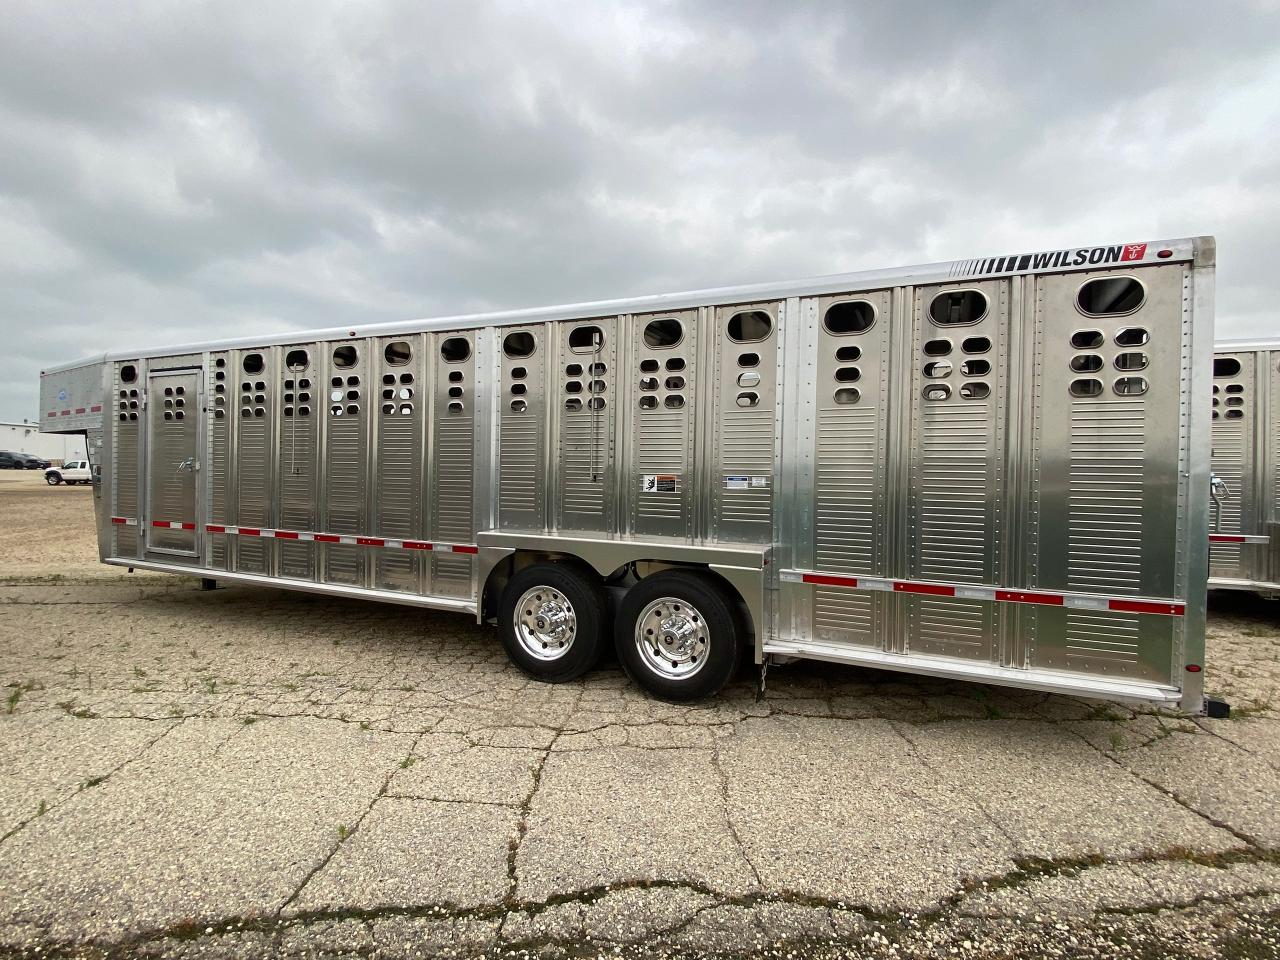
[615,570,742,702]
[498,561,607,683]
[45,473,61,485]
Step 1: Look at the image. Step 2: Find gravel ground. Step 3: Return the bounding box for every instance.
[0,470,1277,959]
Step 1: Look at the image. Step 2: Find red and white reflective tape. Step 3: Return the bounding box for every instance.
[1209,533,1269,545]
[111,518,478,554]
[782,570,1186,617]
[47,405,101,417]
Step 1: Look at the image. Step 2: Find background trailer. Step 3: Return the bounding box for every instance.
[40,237,1222,713]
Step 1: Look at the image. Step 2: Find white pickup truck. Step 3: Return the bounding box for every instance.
[45,459,92,486]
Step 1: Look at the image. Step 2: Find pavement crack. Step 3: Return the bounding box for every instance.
[505,727,564,907]
[711,736,762,888]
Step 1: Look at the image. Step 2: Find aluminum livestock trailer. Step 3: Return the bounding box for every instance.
[1209,338,1280,596]
[41,236,1225,714]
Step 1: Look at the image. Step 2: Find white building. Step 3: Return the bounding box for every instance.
[0,420,86,463]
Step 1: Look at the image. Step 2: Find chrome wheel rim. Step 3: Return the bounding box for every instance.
[513,586,577,661]
[634,596,709,680]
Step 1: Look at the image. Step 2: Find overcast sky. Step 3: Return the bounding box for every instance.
[2,0,1278,421]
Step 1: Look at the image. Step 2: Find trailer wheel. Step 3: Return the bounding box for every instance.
[498,562,606,683]
[45,472,61,485]
[616,571,741,702]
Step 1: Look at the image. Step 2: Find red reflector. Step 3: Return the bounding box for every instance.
[1157,249,1173,258]
[1110,598,1185,617]
[803,573,859,589]
[403,540,432,551]
[894,581,954,597]
[452,545,479,555]
[238,527,261,537]
[314,534,340,543]
[1186,664,1202,673]
[995,590,1063,607]
[356,537,385,547]
[207,524,226,534]
[274,530,299,540]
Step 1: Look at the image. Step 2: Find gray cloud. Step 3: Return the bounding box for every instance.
[2,0,1278,420]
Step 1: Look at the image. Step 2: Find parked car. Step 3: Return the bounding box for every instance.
[45,460,92,485]
[0,451,25,469]
[17,454,49,470]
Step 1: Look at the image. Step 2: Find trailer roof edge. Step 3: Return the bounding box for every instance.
[47,236,1209,370]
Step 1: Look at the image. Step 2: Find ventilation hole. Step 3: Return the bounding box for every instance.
[284,393,294,403]
[330,404,343,417]
[923,360,952,378]
[587,396,605,410]
[286,349,309,370]
[449,371,463,383]
[1069,378,1104,397]
[924,339,952,357]
[961,359,990,376]
[511,383,526,396]
[639,359,659,373]
[120,413,128,421]
[960,382,991,399]
[175,398,185,408]
[1115,328,1149,347]
[962,336,991,354]
[834,387,860,405]
[1114,376,1148,397]
[331,377,343,388]
[503,331,535,359]
[441,337,470,363]
[736,392,759,408]
[1071,354,1104,373]
[329,346,356,369]
[1225,396,1244,407]
[381,388,394,401]
[345,376,359,387]
[129,412,138,421]
[665,357,685,373]
[283,406,294,418]
[665,376,685,390]
[394,387,409,400]
[164,387,173,396]
[589,380,607,394]
[399,374,413,385]
[590,362,607,377]
[569,326,603,352]
[738,352,760,368]
[129,389,139,398]
[727,310,773,342]
[835,367,861,383]
[120,364,137,384]
[345,404,359,415]
[643,317,683,348]
[511,367,527,380]
[510,399,527,413]
[214,358,226,369]
[738,371,761,388]
[254,393,266,405]
[215,371,226,382]
[638,395,658,410]
[1214,358,1242,378]
[240,353,263,375]
[640,377,659,391]
[399,404,413,415]
[299,406,310,417]
[176,385,185,396]
[448,401,464,414]
[1077,277,1145,316]
[923,384,951,401]
[176,411,185,421]
[1115,352,1148,371]
[1071,330,1105,350]
[382,374,395,386]
[823,300,876,335]
[255,407,267,418]
[284,379,295,390]
[448,386,463,398]
[163,411,173,421]
[836,345,861,362]
[215,384,225,394]
[664,395,685,409]
[564,364,582,378]
[1226,409,1243,419]
[382,403,395,415]
[566,381,582,394]
[213,409,225,420]
[929,290,988,325]
[1212,410,1220,420]
[1213,398,1220,407]
[1225,384,1244,394]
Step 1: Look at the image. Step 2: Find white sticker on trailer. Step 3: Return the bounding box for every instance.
[724,475,749,490]
[641,474,680,494]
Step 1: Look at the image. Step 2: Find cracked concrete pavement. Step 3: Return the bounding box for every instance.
[1,472,1278,958]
